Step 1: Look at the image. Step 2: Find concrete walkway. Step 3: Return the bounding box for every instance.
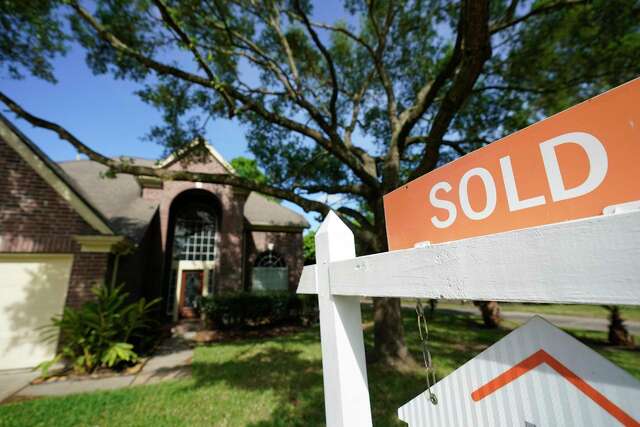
[0,339,193,403]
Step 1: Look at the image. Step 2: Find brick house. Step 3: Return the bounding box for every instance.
[0,114,308,370]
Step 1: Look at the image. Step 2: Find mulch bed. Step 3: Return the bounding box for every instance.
[29,360,147,385]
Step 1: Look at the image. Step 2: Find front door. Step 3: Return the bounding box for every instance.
[179,270,204,318]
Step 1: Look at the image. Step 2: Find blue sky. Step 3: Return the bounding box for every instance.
[1,1,353,230]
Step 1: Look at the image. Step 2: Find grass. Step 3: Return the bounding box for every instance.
[437,301,640,322]
[0,308,638,427]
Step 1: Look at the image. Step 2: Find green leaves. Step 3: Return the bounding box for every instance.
[303,230,316,265]
[0,0,68,82]
[101,342,138,368]
[2,0,639,256]
[230,156,268,185]
[40,284,159,375]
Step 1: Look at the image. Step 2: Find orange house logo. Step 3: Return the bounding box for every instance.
[398,317,640,427]
[472,349,639,427]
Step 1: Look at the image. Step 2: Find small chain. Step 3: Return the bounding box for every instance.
[416,299,438,405]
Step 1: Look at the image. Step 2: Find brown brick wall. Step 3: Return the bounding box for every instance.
[65,252,111,308]
[0,138,95,252]
[0,135,111,308]
[140,156,249,294]
[246,230,304,291]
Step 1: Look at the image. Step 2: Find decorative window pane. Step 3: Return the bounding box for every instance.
[252,251,287,291]
[254,250,286,267]
[172,204,217,261]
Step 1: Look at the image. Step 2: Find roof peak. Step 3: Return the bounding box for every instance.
[159,139,236,174]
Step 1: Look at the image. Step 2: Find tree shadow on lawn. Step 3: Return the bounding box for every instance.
[182,309,512,427]
[187,343,427,427]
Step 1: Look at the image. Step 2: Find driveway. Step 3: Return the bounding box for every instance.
[0,369,38,402]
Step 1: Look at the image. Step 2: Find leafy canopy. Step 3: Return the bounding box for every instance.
[2,0,639,365]
[1,0,639,253]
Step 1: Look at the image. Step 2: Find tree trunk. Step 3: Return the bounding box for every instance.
[373,297,410,364]
[474,301,501,328]
[368,199,411,365]
[606,306,635,347]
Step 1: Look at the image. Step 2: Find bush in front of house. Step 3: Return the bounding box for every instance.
[39,284,160,376]
[198,291,318,329]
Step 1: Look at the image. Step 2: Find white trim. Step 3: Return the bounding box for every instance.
[0,253,73,261]
[298,210,640,305]
[73,235,124,253]
[159,139,236,174]
[603,200,640,215]
[0,121,113,234]
[136,175,163,189]
[171,260,217,321]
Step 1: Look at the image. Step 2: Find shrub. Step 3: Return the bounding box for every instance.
[39,284,160,376]
[199,291,318,329]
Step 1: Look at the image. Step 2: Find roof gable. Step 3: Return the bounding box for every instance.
[159,139,235,174]
[0,114,113,235]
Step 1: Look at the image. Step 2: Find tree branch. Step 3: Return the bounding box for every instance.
[337,206,375,231]
[0,90,331,215]
[344,69,376,147]
[404,135,489,149]
[151,0,234,113]
[294,183,370,197]
[292,0,339,130]
[68,0,379,190]
[410,0,492,179]
[490,0,587,34]
[266,3,301,85]
[368,0,399,131]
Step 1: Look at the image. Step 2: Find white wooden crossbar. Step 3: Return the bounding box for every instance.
[298,209,640,305]
[300,209,640,427]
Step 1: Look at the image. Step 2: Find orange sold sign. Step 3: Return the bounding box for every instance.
[384,77,640,250]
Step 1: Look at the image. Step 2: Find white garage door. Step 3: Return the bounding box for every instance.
[0,254,73,370]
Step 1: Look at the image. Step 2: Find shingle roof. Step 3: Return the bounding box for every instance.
[58,159,309,240]
[244,192,310,229]
[58,160,159,242]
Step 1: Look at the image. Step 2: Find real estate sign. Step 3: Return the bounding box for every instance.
[398,317,640,427]
[384,78,640,250]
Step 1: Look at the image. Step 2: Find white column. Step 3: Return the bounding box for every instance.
[315,211,372,427]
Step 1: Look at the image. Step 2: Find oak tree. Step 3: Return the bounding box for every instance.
[1,0,639,363]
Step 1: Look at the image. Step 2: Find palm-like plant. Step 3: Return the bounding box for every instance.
[39,284,160,375]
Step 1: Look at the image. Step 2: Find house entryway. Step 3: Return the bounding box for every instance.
[164,189,220,320]
[179,270,203,318]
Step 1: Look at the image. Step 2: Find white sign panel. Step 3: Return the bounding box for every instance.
[398,316,640,427]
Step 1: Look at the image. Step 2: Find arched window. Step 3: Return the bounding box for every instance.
[254,250,286,268]
[252,250,288,291]
[172,202,217,261]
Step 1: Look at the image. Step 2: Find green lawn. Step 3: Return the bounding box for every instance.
[437,301,640,322]
[1,308,638,427]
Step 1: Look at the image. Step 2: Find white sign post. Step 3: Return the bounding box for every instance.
[314,212,372,427]
[301,209,640,427]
